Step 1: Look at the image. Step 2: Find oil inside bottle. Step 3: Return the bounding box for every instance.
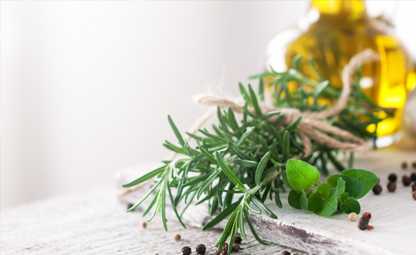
[266,0,415,144]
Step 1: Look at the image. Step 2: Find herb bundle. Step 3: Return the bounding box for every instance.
[123,55,390,254]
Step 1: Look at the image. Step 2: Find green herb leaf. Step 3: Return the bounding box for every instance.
[168,115,186,147]
[122,165,165,188]
[319,178,345,216]
[288,190,308,210]
[203,198,242,231]
[255,152,271,185]
[308,177,345,216]
[341,169,378,199]
[215,153,246,192]
[286,159,320,192]
[339,195,361,214]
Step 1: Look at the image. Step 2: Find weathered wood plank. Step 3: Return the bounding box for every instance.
[250,149,416,255]
[1,149,414,255]
[0,190,298,255]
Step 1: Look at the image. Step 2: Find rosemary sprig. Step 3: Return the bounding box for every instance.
[123,60,389,254]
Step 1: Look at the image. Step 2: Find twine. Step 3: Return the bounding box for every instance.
[193,49,379,157]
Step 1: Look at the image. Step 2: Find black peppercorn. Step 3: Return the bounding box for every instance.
[410,172,416,182]
[358,212,372,230]
[142,222,147,229]
[234,236,242,244]
[372,184,382,195]
[402,162,408,170]
[388,173,397,182]
[182,246,192,255]
[282,251,291,255]
[402,175,412,186]
[387,181,396,192]
[196,244,206,255]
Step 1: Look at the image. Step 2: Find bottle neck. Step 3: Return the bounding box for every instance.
[311,0,367,20]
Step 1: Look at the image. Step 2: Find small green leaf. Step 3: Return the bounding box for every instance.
[286,159,320,192]
[203,198,242,231]
[288,190,308,210]
[308,178,345,216]
[255,152,271,185]
[215,153,246,192]
[282,131,290,159]
[341,169,378,199]
[319,194,338,216]
[308,190,325,213]
[122,166,166,188]
[258,78,265,101]
[339,195,361,214]
[167,115,186,147]
[319,178,345,216]
[239,83,250,103]
[248,84,263,116]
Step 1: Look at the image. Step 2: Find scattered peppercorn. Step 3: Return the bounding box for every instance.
[347,212,358,222]
[142,222,147,229]
[174,234,181,241]
[182,246,192,255]
[234,236,242,244]
[387,182,396,192]
[410,172,416,182]
[402,162,408,170]
[388,173,397,182]
[413,191,416,201]
[372,184,382,195]
[412,183,416,192]
[216,243,228,255]
[358,212,372,230]
[196,244,206,255]
[232,244,240,252]
[282,251,291,255]
[402,175,412,186]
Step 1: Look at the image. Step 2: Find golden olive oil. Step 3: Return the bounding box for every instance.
[267,0,415,141]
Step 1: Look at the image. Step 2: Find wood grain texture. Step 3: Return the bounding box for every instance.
[0,190,298,255]
[251,149,416,255]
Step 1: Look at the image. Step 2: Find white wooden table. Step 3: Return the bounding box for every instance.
[0,189,296,255]
[1,149,415,255]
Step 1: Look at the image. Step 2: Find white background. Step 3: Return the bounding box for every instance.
[1,0,415,209]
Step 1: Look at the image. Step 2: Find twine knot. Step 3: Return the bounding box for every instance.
[193,50,379,157]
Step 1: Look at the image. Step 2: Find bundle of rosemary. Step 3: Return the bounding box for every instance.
[123,52,391,254]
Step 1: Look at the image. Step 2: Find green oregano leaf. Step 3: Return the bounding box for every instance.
[339,195,361,214]
[319,178,345,216]
[286,159,320,192]
[308,177,345,216]
[288,190,308,210]
[340,169,378,199]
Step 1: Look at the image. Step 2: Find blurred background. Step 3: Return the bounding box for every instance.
[1,0,416,209]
